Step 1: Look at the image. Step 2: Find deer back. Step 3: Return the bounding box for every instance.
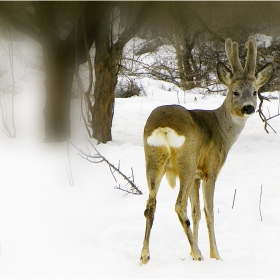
[144,105,228,182]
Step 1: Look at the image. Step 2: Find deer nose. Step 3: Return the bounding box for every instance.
[242,105,255,115]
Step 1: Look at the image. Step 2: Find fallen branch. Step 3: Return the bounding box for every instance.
[114,184,141,196]
[70,140,142,195]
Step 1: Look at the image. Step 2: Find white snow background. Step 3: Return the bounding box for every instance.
[0,37,280,279]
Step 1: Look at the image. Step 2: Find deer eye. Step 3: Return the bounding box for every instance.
[233,92,239,96]
[253,91,257,96]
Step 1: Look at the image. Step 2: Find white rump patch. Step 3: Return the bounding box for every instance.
[147,127,185,148]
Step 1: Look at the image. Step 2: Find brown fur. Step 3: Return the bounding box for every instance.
[140,37,273,264]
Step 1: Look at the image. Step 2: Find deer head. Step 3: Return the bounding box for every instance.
[217,36,273,119]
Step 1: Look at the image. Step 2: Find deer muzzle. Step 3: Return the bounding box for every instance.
[242,105,255,115]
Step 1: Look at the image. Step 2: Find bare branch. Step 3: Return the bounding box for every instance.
[109,165,118,183]
[114,185,139,196]
[81,13,94,111]
[74,13,92,138]
[185,4,225,43]
[75,73,92,138]
[257,92,278,133]
[8,26,16,138]
[4,16,41,43]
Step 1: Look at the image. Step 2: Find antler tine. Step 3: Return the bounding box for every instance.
[225,38,232,62]
[244,36,257,78]
[225,38,243,78]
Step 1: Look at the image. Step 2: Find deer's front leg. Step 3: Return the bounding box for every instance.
[202,178,222,260]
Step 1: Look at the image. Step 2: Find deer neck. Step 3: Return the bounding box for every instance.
[214,98,247,149]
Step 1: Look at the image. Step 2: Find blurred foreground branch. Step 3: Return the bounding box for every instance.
[0,28,17,138]
[0,93,13,137]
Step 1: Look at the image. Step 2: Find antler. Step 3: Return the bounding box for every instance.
[225,36,257,79]
[244,35,257,78]
[225,38,243,78]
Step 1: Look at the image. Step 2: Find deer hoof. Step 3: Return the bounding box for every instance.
[210,251,222,260]
[190,251,204,261]
[211,255,222,261]
[140,255,150,265]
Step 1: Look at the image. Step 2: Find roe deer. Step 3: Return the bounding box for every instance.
[140,36,273,264]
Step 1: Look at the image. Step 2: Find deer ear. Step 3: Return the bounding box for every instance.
[256,63,273,88]
[217,62,233,86]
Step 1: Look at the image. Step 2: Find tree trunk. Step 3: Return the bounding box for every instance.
[182,45,196,89]
[90,4,122,143]
[88,2,145,143]
[36,2,76,142]
[181,34,201,88]
[173,28,188,91]
[43,40,76,142]
[91,58,118,143]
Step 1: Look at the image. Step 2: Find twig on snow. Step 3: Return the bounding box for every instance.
[232,189,237,209]
[114,184,141,196]
[176,90,180,104]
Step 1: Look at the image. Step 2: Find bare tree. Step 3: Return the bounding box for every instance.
[89,2,149,143]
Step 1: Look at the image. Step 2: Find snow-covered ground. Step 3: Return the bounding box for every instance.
[0,74,280,279]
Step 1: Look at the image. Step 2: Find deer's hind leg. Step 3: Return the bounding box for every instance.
[190,179,201,244]
[140,146,169,265]
[175,161,203,261]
